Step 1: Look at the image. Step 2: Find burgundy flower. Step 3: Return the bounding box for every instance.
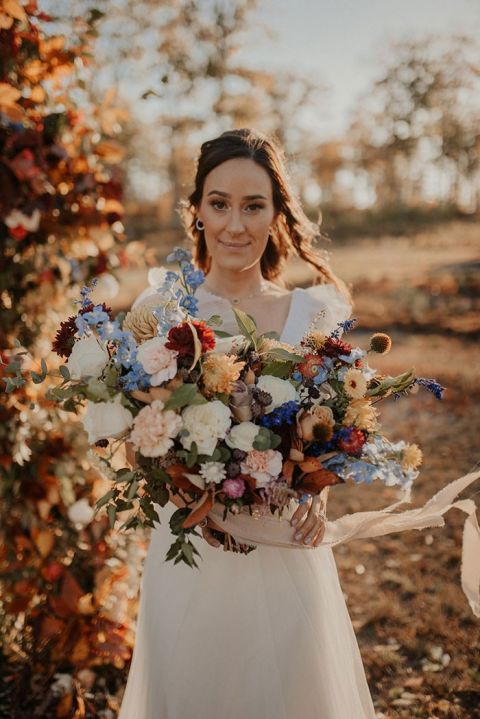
[322,337,352,359]
[338,427,367,456]
[52,302,112,358]
[165,320,216,358]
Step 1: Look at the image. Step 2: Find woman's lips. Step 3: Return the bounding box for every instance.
[219,239,250,248]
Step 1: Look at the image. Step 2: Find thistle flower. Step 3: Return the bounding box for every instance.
[369,333,392,354]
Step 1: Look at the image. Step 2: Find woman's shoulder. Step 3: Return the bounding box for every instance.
[289,282,353,337]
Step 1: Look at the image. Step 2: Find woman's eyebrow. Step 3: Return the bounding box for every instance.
[207,190,267,200]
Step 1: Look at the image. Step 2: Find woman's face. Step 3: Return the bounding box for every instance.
[197,157,277,274]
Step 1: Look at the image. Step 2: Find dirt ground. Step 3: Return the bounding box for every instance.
[115,221,480,718]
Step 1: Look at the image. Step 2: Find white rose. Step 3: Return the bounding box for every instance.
[256,375,298,413]
[66,335,109,381]
[225,421,260,452]
[82,394,134,444]
[68,498,95,528]
[209,334,248,355]
[180,400,231,456]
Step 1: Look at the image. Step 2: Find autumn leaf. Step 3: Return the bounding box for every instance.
[297,468,345,494]
[31,527,55,557]
[182,489,214,529]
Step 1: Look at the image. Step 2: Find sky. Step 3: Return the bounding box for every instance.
[235,0,480,140]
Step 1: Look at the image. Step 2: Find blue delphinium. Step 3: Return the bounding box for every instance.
[329,317,358,339]
[260,400,300,428]
[415,377,445,400]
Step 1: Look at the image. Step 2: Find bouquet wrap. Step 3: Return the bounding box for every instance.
[209,469,480,617]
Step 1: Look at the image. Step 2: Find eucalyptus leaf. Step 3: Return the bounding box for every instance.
[59,365,70,381]
[164,383,205,410]
[232,307,257,348]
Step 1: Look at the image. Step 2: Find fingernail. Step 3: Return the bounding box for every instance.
[304,536,313,545]
[291,519,298,526]
[295,532,302,540]
[215,541,221,547]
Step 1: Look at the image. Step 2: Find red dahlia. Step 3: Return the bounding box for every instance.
[338,427,367,456]
[166,320,216,357]
[322,337,352,358]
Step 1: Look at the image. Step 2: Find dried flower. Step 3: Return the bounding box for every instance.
[401,443,423,470]
[123,304,159,343]
[343,397,379,432]
[202,353,245,396]
[369,333,392,354]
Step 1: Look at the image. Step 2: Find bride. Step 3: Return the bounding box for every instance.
[118,128,378,718]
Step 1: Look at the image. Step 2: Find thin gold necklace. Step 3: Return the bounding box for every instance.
[203,280,270,305]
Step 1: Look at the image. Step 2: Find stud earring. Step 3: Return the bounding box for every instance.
[195,218,205,231]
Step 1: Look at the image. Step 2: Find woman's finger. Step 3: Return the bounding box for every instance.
[293,496,325,545]
[290,497,311,528]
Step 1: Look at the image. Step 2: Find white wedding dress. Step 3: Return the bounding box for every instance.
[118,281,378,719]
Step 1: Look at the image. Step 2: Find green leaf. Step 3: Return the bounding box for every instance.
[232,307,258,349]
[59,365,71,381]
[114,468,135,483]
[164,383,206,410]
[206,314,223,327]
[126,479,140,500]
[31,371,45,384]
[263,347,304,362]
[260,361,291,378]
[107,504,117,529]
[95,489,115,510]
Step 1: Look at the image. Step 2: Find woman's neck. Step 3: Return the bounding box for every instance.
[203,263,269,300]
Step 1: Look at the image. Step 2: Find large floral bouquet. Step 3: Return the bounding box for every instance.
[10,247,444,567]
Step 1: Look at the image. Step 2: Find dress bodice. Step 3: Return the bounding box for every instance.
[131,275,353,344]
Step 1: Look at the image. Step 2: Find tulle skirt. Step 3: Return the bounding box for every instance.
[118,503,377,719]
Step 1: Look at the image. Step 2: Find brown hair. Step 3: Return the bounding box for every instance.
[180,127,352,303]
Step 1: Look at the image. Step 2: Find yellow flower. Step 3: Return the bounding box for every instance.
[401,443,423,470]
[344,368,368,399]
[123,304,158,343]
[344,397,379,431]
[202,353,245,396]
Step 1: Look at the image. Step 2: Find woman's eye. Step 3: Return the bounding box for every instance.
[210,200,227,210]
[245,203,264,212]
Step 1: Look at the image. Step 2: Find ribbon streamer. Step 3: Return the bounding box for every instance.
[208,470,480,618]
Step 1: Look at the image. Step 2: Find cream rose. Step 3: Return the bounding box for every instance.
[82,394,134,444]
[240,449,283,488]
[137,336,178,386]
[225,421,260,452]
[180,400,232,456]
[66,334,109,381]
[256,375,298,413]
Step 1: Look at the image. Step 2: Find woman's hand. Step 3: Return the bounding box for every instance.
[290,491,328,547]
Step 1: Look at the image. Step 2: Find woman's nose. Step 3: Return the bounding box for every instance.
[225,209,245,235]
